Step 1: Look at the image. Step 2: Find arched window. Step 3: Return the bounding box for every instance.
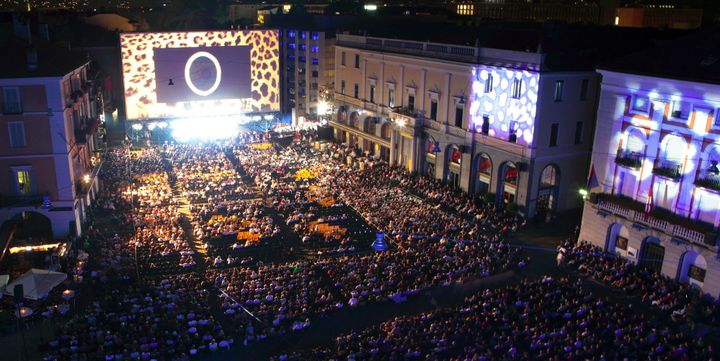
[617,127,646,168]
[700,145,720,180]
[380,122,391,140]
[478,153,492,175]
[504,162,518,186]
[540,165,558,188]
[656,134,687,178]
[350,111,360,129]
[448,145,462,166]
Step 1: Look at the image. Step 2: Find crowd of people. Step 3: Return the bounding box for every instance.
[279,277,715,360]
[24,130,716,361]
[563,241,720,327]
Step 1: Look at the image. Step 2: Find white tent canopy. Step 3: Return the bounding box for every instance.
[3,269,67,300]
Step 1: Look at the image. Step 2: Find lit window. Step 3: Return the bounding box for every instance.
[554,80,563,101]
[311,46,319,53]
[631,96,650,113]
[511,79,522,99]
[8,121,26,147]
[311,32,319,40]
[580,79,589,100]
[484,74,494,93]
[671,101,691,120]
[288,31,295,38]
[14,168,32,195]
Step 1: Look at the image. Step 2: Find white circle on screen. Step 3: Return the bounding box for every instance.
[184,51,222,96]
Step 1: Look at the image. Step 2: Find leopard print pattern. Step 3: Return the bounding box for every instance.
[120,30,279,119]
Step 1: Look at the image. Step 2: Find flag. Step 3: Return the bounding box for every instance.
[644,185,654,221]
[587,164,599,190]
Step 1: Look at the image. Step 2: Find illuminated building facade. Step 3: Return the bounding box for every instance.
[281,29,335,121]
[579,39,720,296]
[0,41,102,238]
[331,34,599,218]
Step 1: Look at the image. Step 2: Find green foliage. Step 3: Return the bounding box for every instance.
[652,166,681,180]
[615,155,642,168]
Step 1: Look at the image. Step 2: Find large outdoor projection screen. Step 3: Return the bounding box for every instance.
[120,30,280,120]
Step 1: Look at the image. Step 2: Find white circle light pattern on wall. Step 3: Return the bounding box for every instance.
[184,51,222,96]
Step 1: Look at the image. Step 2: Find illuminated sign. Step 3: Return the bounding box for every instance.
[120,30,280,120]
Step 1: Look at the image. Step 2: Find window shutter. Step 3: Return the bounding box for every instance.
[8,170,16,196]
[29,169,37,195]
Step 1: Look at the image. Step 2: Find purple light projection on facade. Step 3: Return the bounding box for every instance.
[469,66,539,146]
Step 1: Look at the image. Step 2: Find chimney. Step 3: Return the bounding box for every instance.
[26,47,38,71]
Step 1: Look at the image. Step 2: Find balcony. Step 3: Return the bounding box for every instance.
[615,151,643,169]
[389,107,424,129]
[652,160,682,180]
[2,101,23,114]
[591,193,718,248]
[695,174,720,192]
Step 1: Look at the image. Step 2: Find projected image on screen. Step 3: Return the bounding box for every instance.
[121,30,279,120]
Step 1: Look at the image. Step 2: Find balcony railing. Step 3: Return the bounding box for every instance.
[593,193,718,248]
[652,160,682,180]
[694,176,720,192]
[615,151,642,168]
[2,101,23,114]
[390,106,422,118]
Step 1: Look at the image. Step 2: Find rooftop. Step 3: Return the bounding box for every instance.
[334,22,689,72]
[600,27,720,85]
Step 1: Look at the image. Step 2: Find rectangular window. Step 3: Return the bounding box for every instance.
[311,32,319,40]
[549,123,559,147]
[554,80,564,101]
[311,70,318,78]
[509,121,518,143]
[689,265,706,282]
[354,54,360,68]
[2,87,21,114]
[430,100,438,120]
[340,80,345,95]
[580,79,589,100]
[511,79,522,99]
[455,106,463,128]
[484,74,493,93]
[299,44,306,51]
[288,30,296,38]
[8,121,26,147]
[288,43,296,49]
[671,101,691,120]
[481,115,490,134]
[341,52,346,66]
[388,89,395,108]
[311,46,319,53]
[574,121,584,144]
[15,169,32,195]
[631,96,650,113]
[300,31,306,40]
[408,94,415,111]
[369,85,375,103]
[354,83,359,99]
